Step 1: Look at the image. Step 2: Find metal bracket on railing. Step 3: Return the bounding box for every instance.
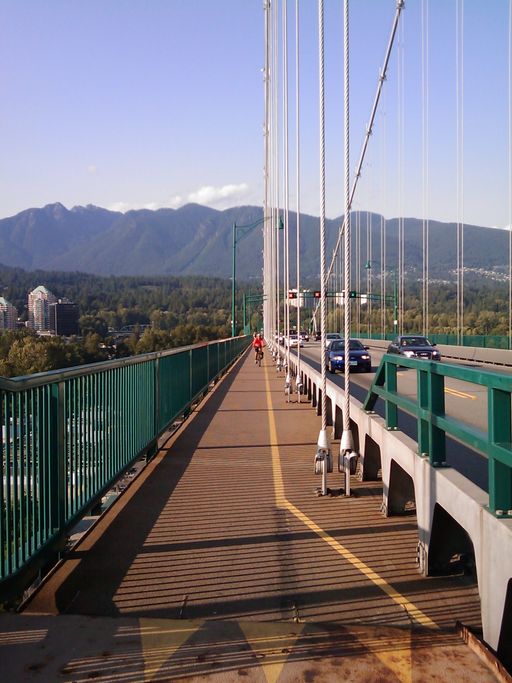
[284,373,291,401]
[339,451,358,497]
[314,429,332,496]
[416,540,428,576]
[295,375,303,402]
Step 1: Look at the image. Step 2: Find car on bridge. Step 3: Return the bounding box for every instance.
[325,332,342,347]
[386,335,441,360]
[285,334,304,348]
[326,338,372,373]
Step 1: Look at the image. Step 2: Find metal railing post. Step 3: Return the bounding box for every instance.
[418,368,430,457]
[427,370,446,466]
[385,361,398,429]
[488,387,512,513]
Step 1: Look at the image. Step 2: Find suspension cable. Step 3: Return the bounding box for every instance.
[312,0,405,326]
[342,0,352,439]
[274,0,280,347]
[295,0,302,389]
[356,211,361,335]
[283,0,292,384]
[421,0,430,337]
[397,14,404,335]
[367,211,372,337]
[509,0,512,347]
[318,0,327,434]
[263,1,271,339]
[456,0,464,343]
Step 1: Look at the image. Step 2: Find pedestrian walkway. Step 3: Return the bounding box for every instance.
[2,351,505,681]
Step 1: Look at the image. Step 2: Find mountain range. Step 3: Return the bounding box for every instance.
[0,202,508,281]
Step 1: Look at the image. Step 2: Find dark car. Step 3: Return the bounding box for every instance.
[326,339,372,373]
[386,335,441,360]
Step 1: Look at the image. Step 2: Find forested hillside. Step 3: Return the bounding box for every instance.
[0,202,509,279]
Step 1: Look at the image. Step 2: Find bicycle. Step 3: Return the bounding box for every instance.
[255,348,264,366]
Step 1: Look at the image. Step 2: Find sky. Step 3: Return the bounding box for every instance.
[0,0,510,228]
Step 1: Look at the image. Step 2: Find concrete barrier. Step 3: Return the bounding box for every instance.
[287,350,512,658]
[363,338,512,367]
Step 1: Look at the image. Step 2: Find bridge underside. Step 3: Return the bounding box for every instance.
[10,351,501,681]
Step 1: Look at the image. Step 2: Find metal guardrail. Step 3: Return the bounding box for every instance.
[363,354,512,516]
[0,336,250,592]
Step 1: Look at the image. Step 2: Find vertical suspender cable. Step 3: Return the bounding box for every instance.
[365,213,369,335]
[460,2,464,342]
[456,0,464,343]
[398,16,405,335]
[263,0,271,340]
[397,23,402,334]
[456,0,460,341]
[274,0,281,351]
[283,0,292,389]
[271,0,277,344]
[340,0,355,459]
[295,0,302,394]
[309,1,404,334]
[509,0,512,347]
[314,0,331,498]
[318,0,327,433]
[271,0,278,345]
[381,213,386,336]
[381,92,387,337]
[338,215,343,331]
[356,212,361,335]
[421,0,430,337]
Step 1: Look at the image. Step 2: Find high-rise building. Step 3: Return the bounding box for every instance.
[49,300,79,336]
[0,296,17,330]
[28,285,57,332]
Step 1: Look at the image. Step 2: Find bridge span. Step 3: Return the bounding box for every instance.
[2,348,508,682]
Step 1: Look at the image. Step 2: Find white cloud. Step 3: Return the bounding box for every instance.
[168,195,183,209]
[107,201,162,213]
[187,183,250,208]
[106,183,251,214]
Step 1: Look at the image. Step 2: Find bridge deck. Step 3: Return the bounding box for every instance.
[4,351,502,681]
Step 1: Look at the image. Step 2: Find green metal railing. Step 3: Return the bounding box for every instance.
[0,336,250,591]
[363,354,512,517]
[363,332,512,350]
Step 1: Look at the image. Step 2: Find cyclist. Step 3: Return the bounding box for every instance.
[253,333,265,364]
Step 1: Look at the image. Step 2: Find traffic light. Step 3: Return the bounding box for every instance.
[349,290,357,298]
[288,290,297,299]
[313,290,321,299]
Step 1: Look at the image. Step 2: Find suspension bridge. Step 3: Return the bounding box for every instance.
[1,1,512,680]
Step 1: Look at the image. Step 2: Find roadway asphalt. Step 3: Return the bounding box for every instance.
[8,349,500,682]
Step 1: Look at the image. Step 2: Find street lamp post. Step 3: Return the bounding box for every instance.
[231,216,281,338]
[364,260,398,337]
[231,223,237,338]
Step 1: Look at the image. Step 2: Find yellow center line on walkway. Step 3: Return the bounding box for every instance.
[445,387,477,400]
[263,363,439,630]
